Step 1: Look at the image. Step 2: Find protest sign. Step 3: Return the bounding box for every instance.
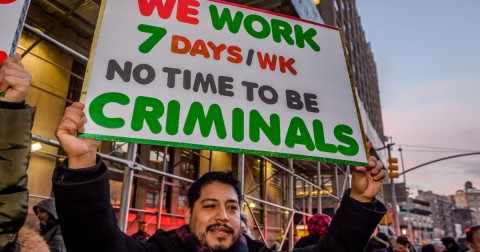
[0,0,30,63]
[81,0,368,165]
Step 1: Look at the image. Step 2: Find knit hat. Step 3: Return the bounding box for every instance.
[307,213,332,238]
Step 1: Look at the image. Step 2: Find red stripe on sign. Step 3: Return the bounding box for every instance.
[208,0,339,30]
[0,0,16,4]
[0,51,8,64]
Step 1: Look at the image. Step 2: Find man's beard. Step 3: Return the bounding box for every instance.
[197,223,239,251]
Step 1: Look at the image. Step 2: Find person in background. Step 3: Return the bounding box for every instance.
[131,221,151,243]
[432,240,446,252]
[270,235,282,251]
[390,235,398,250]
[441,237,467,252]
[34,198,66,252]
[0,54,34,251]
[365,232,392,252]
[466,225,480,252]
[394,235,416,252]
[421,241,446,252]
[421,244,435,252]
[240,213,252,238]
[294,213,332,249]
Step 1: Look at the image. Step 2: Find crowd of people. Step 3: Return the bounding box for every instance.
[1,54,479,252]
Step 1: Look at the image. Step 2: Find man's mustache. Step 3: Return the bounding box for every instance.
[206,223,234,234]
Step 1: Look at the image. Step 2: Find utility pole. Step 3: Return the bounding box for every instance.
[399,147,414,243]
[387,142,401,235]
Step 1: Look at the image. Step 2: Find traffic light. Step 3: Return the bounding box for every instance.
[388,157,399,179]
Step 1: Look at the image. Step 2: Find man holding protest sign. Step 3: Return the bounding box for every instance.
[51,102,386,252]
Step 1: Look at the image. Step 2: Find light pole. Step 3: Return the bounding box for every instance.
[387,143,401,235]
[400,147,414,244]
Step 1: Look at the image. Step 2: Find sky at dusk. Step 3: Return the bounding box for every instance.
[356,1,480,196]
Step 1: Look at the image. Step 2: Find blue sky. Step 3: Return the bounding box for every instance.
[356,1,480,195]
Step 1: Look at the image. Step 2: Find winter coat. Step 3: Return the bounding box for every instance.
[33,198,66,252]
[294,235,319,249]
[52,157,386,252]
[0,103,35,251]
[132,230,151,243]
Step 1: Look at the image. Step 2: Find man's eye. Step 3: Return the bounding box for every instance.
[203,205,214,208]
[227,205,238,211]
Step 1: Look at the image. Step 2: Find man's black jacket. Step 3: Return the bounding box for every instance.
[52,157,386,252]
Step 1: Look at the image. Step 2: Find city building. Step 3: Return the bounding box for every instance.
[452,208,476,237]
[451,181,480,227]
[16,0,385,250]
[417,190,455,237]
[318,0,384,141]
[399,198,434,244]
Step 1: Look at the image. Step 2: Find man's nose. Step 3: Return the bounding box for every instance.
[214,206,229,222]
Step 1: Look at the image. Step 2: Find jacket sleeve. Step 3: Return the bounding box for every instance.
[52,157,158,252]
[293,189,387,252]
[0,105,35,250]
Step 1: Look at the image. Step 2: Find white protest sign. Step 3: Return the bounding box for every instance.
[0,0,30,63]
[82,0,368,165]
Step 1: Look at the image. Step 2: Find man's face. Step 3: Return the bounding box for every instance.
[468,231,480,252]
[36,208,49,225]
[240,221,248,234]
[185,181,241,251]
[140,223,147,232]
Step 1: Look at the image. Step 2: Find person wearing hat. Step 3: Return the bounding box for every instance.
[466,226,480,252]
[441,236,467,252]
[34,198,66,252]
[294,213,332,249]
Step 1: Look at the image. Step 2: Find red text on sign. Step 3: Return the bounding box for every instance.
[138,0,199,24]
[171,35,243,64]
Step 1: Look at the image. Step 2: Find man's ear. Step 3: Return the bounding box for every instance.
[184,206,191,225]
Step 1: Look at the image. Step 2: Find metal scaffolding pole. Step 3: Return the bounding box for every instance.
[335,165,340,207]
[209,150,213,172]
[239,153,245,192]
[317,162,322,213]
[118,143,138,231]
[24,24,88,63]
[156,146,168,229]
[308,184,312,215]
[245,201,266,243]
[261,156,337,199]
[288,159,294,251]
[262,160,268,243]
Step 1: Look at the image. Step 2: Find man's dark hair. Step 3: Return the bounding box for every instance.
[396,236,410,246]
[140,221,147,225]
[187,171,242,210]
[467,225,480,243]
[441,237,456,245]
[421,244,435,252]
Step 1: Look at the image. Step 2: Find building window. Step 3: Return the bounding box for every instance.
[145,190,159,208]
